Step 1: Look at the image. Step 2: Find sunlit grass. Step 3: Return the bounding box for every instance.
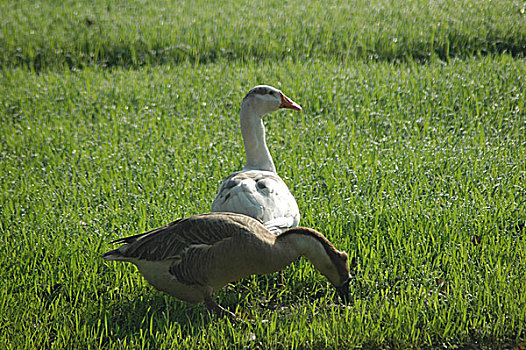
[1,55,525,349]
[1,1,525,348]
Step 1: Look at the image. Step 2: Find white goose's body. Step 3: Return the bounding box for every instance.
[211,85,302,234]
[104,212,351,317]
[212,170,300,234]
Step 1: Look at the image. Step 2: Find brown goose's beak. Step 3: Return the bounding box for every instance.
[336,277,351,304]
[279,92,302,111]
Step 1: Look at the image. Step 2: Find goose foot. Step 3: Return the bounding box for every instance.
[204,295,237,319]
[278,270,285,287]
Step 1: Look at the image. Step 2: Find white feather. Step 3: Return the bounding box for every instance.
[211,86,302,234]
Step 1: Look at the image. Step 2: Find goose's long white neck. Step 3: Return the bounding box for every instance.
[240,103,276,173]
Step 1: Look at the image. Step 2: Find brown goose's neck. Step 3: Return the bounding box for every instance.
[276,227,336,264]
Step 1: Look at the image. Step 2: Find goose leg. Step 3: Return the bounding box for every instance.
[204,295,237,319]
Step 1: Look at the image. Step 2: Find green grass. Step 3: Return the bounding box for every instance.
[1,0,526,348]
[2,57,525,349]
[1,0,526,70]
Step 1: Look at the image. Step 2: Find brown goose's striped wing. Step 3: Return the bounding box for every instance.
[110,218,184,245]
[107,212,266,261]
[168,213,270,286]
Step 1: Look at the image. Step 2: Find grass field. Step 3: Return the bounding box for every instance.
[1,0,525,349]
[1,0,526,69]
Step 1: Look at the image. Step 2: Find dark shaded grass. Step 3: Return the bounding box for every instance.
[1,0,525,71]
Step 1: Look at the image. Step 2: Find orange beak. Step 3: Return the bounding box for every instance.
[279,92,302,111]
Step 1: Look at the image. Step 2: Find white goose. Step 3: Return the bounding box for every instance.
[211,85,302,234]
[103,212,351,318]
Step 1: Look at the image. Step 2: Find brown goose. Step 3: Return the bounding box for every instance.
[211,85,302,235]
[103,212,351,317]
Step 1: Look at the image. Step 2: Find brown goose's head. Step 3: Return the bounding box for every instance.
[279,227,352,304]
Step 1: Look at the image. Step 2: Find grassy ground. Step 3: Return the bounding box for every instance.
[1,0,526,349]
[1,0,525,69]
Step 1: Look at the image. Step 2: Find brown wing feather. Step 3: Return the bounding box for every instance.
[108,212,268,262]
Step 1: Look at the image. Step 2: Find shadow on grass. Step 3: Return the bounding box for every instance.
[98,270,350,336]
[4,34,526,73]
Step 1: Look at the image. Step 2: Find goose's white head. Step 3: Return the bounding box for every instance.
[241,85,302,117]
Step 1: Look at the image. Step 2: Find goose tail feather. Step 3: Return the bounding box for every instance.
[102,248,125,261]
